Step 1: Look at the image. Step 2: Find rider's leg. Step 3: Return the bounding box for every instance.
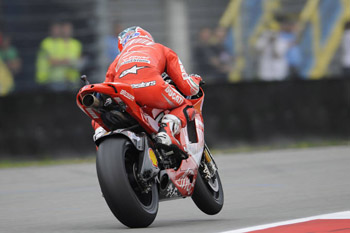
[155,105,187,146]
[155,114,182,147]
[126,73,191,152]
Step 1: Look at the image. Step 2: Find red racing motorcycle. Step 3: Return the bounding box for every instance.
[76,75,224,228]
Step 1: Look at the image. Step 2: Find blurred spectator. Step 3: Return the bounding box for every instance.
[60,21,82,87]
[280,21,302,79]
[0,57,14,96]
[0,33,21,77]
[224,27,234,56]
[105,22,122,64]
[194,27,217,83]
[194,27,233,83]
[36,21,82,91]
[255,26,290,81]
[342,21,350,75]
[210,27,233,82]
[0,32,15,96]
[36,21,61,86]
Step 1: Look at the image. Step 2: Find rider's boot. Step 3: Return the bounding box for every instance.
[155,114,188,159]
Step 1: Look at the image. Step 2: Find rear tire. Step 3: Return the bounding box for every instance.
[191,161,224,215]
[96,137,158,228]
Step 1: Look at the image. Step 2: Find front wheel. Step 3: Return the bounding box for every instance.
[191,152,224,215]
[96,137,159,228]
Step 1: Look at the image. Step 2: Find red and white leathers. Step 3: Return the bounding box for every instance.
[93,29,201,152]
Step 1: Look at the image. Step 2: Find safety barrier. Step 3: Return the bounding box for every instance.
[220,0,282,81]
[203,78,349,147]
[298,0,350,78]
[0,92,94,157]
[219,0,350,80]
[0,78,348,157]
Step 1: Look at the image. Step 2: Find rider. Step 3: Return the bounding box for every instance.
[93,26,202,155]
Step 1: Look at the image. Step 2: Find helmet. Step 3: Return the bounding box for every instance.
[117,26,154,52]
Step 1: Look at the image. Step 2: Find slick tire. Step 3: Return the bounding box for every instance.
[96,137,158,228]
[191,170,224,215]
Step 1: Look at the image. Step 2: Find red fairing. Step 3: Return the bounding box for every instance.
[167,156,199,196]
[77,82,160,134]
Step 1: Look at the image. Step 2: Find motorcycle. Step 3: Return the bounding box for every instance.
[76,75,224,228]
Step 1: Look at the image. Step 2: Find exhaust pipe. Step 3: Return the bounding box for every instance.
[158,171,181,199]
[160,172,170,191]
[82,94,100,108]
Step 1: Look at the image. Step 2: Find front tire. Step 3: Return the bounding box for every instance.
[191,158,224,215]
[96,137,158,228]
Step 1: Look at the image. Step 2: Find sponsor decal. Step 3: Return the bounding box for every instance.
[131,80,156,89]
[148,148,158,167]
[120,89,135,101]
[176,177,192,195]
[165,184,180,198]
[175,169,195,195]
[119,65,148,78]
[120,56,151,66]
[164,86,184,105]
[116,51,150,71]
[125,38,154,47]
[178,58,199,94]
[178,58,189,79]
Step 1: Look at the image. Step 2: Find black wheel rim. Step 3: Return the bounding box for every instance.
[204,173,220,200]
[200,160,221,201]
[207,176,219,192]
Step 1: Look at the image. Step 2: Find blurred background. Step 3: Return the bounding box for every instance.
[0,0,349,158]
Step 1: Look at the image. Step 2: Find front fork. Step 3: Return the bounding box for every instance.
[201,144,218,181]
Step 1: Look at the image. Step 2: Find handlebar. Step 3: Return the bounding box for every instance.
[81,75,90,85]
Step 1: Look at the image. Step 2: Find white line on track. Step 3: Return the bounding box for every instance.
[220,211,350,233]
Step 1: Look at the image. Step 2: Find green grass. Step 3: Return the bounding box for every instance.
[0,156,95,169]
[1,139,348,168]
[211,139,349,155]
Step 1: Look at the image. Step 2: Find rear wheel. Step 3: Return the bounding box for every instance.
[96,137,158,228]
[191,152,224,215]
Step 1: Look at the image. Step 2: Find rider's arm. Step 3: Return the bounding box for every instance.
[163,46,200,96]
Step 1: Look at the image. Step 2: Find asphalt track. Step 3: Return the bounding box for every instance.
[1,146,349,233]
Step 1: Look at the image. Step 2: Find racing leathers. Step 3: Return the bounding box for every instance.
[93,36,201,154]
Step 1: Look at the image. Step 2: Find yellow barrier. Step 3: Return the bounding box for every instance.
[219,0,280,82]
[219,0,243,82]
[296,0,350,79]
[248,0,280,47]
[310,0,350,78]
[219,0,350,80]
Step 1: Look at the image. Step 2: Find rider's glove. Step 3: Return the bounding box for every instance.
[189,74,204,95]
[190,74,203,87]
[93,126,107,141]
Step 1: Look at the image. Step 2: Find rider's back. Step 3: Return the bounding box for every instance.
[106,40,169,82]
